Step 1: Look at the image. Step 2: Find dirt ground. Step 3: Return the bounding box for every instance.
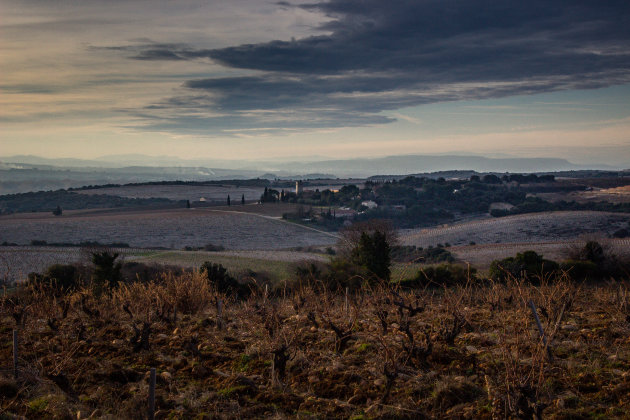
[2,277,629,419]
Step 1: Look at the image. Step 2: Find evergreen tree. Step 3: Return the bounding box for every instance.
[351,231,391,281]
[91,251,122,295]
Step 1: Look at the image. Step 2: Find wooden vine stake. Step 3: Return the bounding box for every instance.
[270,359,276,388]
[217,299,224,330]
[13,330,18,379]
[528,300,554,361]
[148,368,156,420]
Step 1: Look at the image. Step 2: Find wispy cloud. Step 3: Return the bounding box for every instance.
[2,0,629,161]
[102,0,630,136]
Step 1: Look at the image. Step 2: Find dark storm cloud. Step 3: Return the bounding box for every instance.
[205,0,630,78]
[119,0,630,135]
[90,43,190,60]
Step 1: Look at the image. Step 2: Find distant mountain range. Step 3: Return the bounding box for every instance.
[0,154,334,169]
[0,153,624,194]
[265,155,618,175]
[1,153,619,174]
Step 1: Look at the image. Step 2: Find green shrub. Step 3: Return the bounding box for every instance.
[564,241,629,280]
[203,243,226,252]
[489,250,559,282]
[391,245,454,263]
[27,396,49,413]
[294,262,324,282]
[200,262,251,297]
[91,252,122,295]
[27,263,82,294]
[404,263,476,288]
[580,241,606,264]
[560,260,599,280]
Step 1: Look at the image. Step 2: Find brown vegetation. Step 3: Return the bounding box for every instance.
[2,272,630,419]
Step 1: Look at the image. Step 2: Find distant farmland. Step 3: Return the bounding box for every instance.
[77,184,266,203]
[450,239,630,269]
[0,247,330,282]
[0,208,337,250]
[399,211,630,247]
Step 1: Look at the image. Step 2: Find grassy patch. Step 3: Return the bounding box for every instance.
[27,396,49,413]
[136,251,294,281]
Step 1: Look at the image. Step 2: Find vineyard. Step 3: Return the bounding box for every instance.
[1,274,629,418]
[450,239,630,269]
[399,211,630,247]
[0,208,337,250]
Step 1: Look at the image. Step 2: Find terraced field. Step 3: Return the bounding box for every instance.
[399,211,630,247]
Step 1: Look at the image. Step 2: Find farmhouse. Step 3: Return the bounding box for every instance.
[361,200,378,209]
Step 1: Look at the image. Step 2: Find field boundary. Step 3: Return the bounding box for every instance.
[201,208,340,239]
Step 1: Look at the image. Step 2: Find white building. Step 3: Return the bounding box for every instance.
[361,200,378,209]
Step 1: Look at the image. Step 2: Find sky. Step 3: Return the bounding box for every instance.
[1,0,630,166]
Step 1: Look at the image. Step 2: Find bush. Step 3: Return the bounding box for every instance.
[489,250,559,282]
[27,263,82,293]
[391,245,455,263]
[91,252,123,295]
[294,262,324,282]
[580,241,606,264]
[564,240,629,280]
[200,262,251,297]
[121,261,185,283]
[420,246,454,263]
[490,209,510,217]
[560,260,599,281]
[203,243,226,252]
[335,220,396,285]
[324,258,367,290]
[402,264,476,288]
